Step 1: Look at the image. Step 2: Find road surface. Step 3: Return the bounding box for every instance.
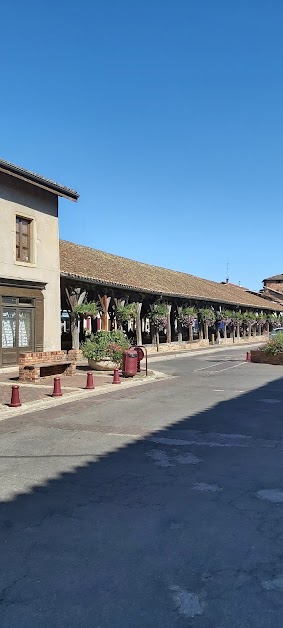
[1,345,283,627]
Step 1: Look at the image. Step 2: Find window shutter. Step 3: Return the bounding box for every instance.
[35,298,44,351]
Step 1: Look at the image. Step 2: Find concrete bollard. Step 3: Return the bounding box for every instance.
[9,385,21,407]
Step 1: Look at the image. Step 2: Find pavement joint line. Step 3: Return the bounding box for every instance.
[0,370,170,422]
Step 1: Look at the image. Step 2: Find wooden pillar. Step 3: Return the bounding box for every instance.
[135,302,142,346]
[177,306,182,343]
[167,304,172,343]
[65,286,86,350]
[189,324,193,343]
[98,295,111,331]
[224,323,227,341]
[237,323,240,340]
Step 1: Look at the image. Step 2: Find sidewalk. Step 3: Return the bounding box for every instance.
[0,364,167,421]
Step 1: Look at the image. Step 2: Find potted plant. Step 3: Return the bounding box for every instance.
[74,302,99,318]
[199,308,216,339]
[178,307,197,342]
[81,330,130,370]
[149,303,168,351]
[116,303,136,326]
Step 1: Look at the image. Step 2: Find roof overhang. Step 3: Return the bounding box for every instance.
[0,158,79,202]
[60,272,281,311]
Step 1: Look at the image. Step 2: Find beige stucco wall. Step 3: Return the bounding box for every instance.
[0,171,61,351]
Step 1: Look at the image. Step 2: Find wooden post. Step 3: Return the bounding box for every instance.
[237,323,240,341]
[135,302,142,346]
[199,323,203,340]
[114,298,125,330]
[166,304,172,344]
[65,286,86,350]
[189,324,193,343]
[98,295,111,331]
[224,323,227,341]
[177,306,182,343]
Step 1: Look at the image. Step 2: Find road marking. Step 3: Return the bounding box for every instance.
[170,586,205,618]
[257,489,283,503]
[193,483,222,493]
[205,361,246,374]
[213,389,224,392]
[260,399,281,404]
[262,577,283,591]
[194,362,226,372]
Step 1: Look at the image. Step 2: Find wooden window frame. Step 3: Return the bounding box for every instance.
[16,216,32,263]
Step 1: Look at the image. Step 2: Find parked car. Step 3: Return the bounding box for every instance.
[270,327,283,338]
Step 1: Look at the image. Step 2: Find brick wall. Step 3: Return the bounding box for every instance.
[251,350,283,365]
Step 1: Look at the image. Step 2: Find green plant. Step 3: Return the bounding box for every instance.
[150,303,168,329]
[80,330,130,364]
[116,303,136,323]
[178,307,197,327]
[74,302,99,318]
[199,308,216,326]
[262,333,283,355]
[218,309,232,324]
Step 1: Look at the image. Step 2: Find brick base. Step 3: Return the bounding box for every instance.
[68,349,83,362]
[250,350,283,365]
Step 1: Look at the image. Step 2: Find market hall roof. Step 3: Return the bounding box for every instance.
[60,240,282,312]
[263,274,283,282]
[0,158,79,202]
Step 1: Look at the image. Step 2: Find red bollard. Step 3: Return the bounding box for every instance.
[85,372,95,390]
[52,377,62,397]
[9,385,21,408]
[112,368,121,384]
[246,351,251,362]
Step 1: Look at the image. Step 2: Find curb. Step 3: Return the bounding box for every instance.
[147,342,263,363]
[0,370,169,422]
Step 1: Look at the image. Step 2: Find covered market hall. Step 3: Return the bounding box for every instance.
[59,240,282,353]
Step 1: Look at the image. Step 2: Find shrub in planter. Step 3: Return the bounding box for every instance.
[261,332,283,356]
[81,330,130,368]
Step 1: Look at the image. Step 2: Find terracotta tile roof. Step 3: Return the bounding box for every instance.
[264,274,283,281]
[59,240,282,312]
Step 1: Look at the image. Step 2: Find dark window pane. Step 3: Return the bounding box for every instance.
[19,298,34,305]
[2,297,17,304]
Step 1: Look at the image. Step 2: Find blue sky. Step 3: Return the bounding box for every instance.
[1,1,282,290]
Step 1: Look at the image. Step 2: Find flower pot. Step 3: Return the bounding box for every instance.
[88,358,117,371]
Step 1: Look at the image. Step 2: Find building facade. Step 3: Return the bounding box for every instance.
[0,160,78,367]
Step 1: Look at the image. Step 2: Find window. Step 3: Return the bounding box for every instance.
[16,216,32,262]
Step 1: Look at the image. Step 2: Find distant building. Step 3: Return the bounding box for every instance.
[261,275,283,308]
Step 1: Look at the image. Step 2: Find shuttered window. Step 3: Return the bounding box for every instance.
[16,216,32,262]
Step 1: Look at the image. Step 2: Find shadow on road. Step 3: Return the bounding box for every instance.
[1,376,283,626]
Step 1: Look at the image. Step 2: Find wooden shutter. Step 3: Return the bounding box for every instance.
[35,298,44,351]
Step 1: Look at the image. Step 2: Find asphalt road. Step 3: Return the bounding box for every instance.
[1,345,283,627]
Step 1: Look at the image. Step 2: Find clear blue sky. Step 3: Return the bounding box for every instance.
[1,1,282,291]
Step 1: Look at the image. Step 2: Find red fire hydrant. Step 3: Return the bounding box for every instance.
[122,349,138,377]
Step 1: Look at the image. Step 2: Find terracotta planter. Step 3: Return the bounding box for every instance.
[88,358,117,371]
